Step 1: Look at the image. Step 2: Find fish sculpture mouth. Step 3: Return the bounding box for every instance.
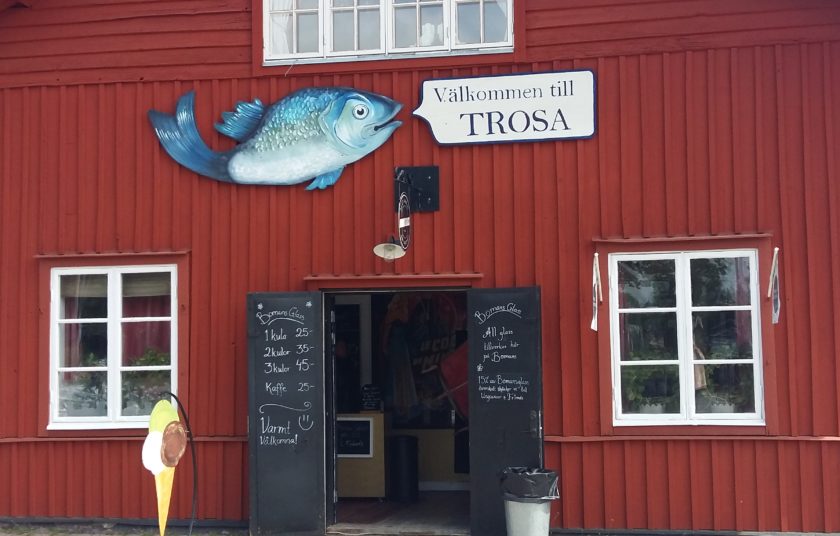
[373,119,402,133]
[367,104,403,137]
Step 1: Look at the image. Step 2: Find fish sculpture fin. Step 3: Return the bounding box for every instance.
[305,167,345,190]
[148,91,233,182]
[215,99,266,142]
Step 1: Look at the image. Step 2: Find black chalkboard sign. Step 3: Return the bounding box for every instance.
[248,293,324,535]
[468,287,543,536]
[360,384,382,411]
[336,417,373,457]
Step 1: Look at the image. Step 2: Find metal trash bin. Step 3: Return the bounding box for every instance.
[500,467,559,536]
[388,435,418,502]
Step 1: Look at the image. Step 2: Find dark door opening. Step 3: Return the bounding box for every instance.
[326,290,471,536]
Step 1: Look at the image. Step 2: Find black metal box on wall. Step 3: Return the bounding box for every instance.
[394,166,439,213]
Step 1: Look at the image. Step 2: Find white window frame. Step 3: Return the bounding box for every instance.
[326,0,386,58]
[48,265,178,430]
[263,0,514,65]
[609,249,765,427]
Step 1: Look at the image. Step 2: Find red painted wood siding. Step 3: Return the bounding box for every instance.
[1,0,839,88]
[0,0,252,88]
[0,0,839,531]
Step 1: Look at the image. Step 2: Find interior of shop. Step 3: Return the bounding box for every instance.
[327,290,470,535]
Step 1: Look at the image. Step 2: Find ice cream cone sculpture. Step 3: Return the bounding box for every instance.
[142,400,187,536]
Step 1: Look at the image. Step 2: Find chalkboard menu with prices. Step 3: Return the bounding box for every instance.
[247,292,324,535]
[467,287,543,536]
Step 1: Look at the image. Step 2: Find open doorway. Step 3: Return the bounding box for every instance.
[326,290,470,536]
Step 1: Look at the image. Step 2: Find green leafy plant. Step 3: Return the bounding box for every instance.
[122,348,170,413]
[132,347,170,366]
[621,366,678,412]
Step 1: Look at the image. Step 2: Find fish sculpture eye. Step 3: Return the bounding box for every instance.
[352,104,370,119]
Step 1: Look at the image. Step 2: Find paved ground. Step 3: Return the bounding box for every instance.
[0,523,248,536]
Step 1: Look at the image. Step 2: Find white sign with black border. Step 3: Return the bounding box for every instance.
[414,70,595,145]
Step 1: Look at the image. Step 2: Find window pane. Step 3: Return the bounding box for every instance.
[123,272,171,317]
[359,0,379,4]
[60,274,107,319]
[270,13,294,54]
[484,0,508,42]
[419,5,443,46]
[297,13,319,52]
[692,310,753,360]
[619,312,678,361]
[297,0,317,8]
[270,0,294,9]
[122,371,171,416]
[617,259,676,308]
[621,365,680,414]
[691,257,751,306]
[457,2,480,44]
[333,0,354,6]
[122,321,171,367]
[332,10,355,51]
[394,6,417,47]
[695,364,755,413]
[58,371,107,417]
[358,9,381,49]
[60,323,107,367]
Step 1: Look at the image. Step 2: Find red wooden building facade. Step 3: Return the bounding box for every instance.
[1,0,840,533]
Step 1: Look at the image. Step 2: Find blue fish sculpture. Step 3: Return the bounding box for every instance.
[148,88,402,190]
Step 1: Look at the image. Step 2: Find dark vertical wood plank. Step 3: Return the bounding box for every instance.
[663,52,689,237]
[801,43,837,437]
[733,441,758,530]
[624,442,647,529]
[598,57,623,238]
[602,441,626,528]
[689,441,713,529]
[800,441,825,531]
[828,42,840,442]
[560,443,584,529]
[639,54,667,237]
[666,441,692,528]
[774,45,802,437]
[686,51,711,235]
[618,55,643,238]
[645,442,669,528]
[707,49,735,234]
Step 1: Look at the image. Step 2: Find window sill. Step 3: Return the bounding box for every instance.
[608,424,769,437]
[614,417,765,428]
[252,47,515,78]
[264,45,513,67]
[47,421,149,432]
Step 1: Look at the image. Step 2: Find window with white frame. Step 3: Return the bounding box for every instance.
[609,250,764,426]
[263,0,513,63]
[49,266,177,429]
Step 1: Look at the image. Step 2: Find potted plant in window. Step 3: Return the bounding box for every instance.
[622,366,675,414]
[696,388,737,413]
[72,352,106,412]
[123,348,170,413]
[695,363,756,414]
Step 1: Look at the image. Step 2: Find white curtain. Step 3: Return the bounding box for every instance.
[270,0,295,55]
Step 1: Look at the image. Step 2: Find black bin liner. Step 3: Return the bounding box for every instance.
[500,467,559,503]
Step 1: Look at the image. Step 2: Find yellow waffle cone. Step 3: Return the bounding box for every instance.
[155,467,175,536]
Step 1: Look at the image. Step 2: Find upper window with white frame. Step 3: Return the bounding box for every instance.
[609,250,764,426]
[49,266,177,430]
[263,0,513,64]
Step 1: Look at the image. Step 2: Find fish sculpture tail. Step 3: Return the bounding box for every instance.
[148,91,232,182]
